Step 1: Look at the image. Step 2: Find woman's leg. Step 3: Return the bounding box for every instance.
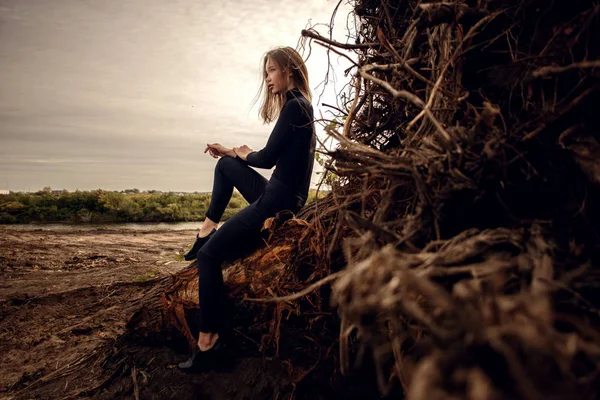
[196,202,266,348]
[185,157,267,261]
[204,156,268,224]
[194,181,304,356]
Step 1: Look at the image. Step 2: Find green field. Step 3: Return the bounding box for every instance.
[0,188,328,224]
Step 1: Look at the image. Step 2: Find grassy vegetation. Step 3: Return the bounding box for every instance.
[0,188,248,224]
[134,271,159,282]
[0,188,328,224]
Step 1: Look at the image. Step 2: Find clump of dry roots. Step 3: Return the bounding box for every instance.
[291,0,600,398]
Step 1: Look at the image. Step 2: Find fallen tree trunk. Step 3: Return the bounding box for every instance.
[125,217,317,350]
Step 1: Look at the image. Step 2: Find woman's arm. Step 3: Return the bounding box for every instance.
[244,100,301,169]
[204,143,236,158]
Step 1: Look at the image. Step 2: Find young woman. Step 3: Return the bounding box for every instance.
[178,46,316,371]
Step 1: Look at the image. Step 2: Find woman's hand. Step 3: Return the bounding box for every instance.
[233,145,253,161]
[204,143,234,158]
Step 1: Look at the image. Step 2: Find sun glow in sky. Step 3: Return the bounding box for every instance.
[0,0,354,192]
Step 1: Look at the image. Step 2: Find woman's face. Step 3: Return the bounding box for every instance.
[265,57,290,95]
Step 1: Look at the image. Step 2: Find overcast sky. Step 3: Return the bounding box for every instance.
[0,0,354,192]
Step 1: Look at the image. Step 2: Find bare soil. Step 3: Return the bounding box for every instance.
[0,228,382,400]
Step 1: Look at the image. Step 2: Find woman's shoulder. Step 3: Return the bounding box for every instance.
[284,96,313,118]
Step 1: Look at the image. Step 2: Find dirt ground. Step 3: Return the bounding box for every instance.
[0,228,192,298]
[0,228,384,400]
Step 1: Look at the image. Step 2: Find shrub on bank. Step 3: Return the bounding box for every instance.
[0,190,248,224]
[0,188,329,224]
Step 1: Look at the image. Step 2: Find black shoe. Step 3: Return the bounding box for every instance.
[177,339,226,372]
[183,228,217,261]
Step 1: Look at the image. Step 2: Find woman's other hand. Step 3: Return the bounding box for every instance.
[204,143,234,158]
[233,145,253,161]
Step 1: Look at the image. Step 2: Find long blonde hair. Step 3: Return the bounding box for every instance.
[254,47,311,124]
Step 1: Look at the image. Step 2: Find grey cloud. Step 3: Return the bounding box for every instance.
[0,0,352,192]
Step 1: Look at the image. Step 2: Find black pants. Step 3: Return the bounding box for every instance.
[198,156,306,333]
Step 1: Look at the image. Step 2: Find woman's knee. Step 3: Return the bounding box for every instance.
[215,156,242,174]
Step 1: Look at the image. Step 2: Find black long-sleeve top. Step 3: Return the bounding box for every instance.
[246,88,316,198]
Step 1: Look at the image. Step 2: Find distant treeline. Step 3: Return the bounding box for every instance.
[0,188,328,224]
